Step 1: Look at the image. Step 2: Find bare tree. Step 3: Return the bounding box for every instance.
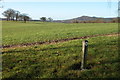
[2,9,15,21]
[21,14,31,23]
[2,10,10,21]
[18,14,23,21]
[48,17,53,22]
[15,11,20,21]
[40,17,47,22]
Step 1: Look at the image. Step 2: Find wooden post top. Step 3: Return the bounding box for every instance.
[84,40,88,42]
[82,40,88,46]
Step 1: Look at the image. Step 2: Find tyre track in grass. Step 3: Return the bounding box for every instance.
[2,33,119,49]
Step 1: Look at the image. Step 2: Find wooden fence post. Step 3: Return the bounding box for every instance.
[81,40,88,70]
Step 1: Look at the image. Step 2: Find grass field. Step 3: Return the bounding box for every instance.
[2,36,119,78]
[2,21,118,46]
[2,21,119,79]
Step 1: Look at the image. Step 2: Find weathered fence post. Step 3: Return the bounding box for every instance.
[81,40,88,70]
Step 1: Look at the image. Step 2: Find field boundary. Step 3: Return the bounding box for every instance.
[2,33,119,49]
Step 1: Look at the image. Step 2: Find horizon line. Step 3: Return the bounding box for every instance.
[1,16,118,21]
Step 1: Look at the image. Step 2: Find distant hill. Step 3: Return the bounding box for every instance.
[54,16,117,23]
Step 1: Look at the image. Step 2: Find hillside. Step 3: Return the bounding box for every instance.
[54,16,116,23]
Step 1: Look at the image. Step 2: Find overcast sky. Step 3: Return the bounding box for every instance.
[0,1,118,20]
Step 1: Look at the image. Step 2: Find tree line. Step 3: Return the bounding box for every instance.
[40,17,53,22]
[72,18,118,23]
[2,9,53,23]
[2,9,31,23]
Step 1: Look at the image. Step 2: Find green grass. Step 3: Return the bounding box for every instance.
[3,21,118,46]
[2,21,119,79]
[2,36,119,78]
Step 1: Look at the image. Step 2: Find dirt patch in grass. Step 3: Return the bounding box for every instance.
[2,33,119,49]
